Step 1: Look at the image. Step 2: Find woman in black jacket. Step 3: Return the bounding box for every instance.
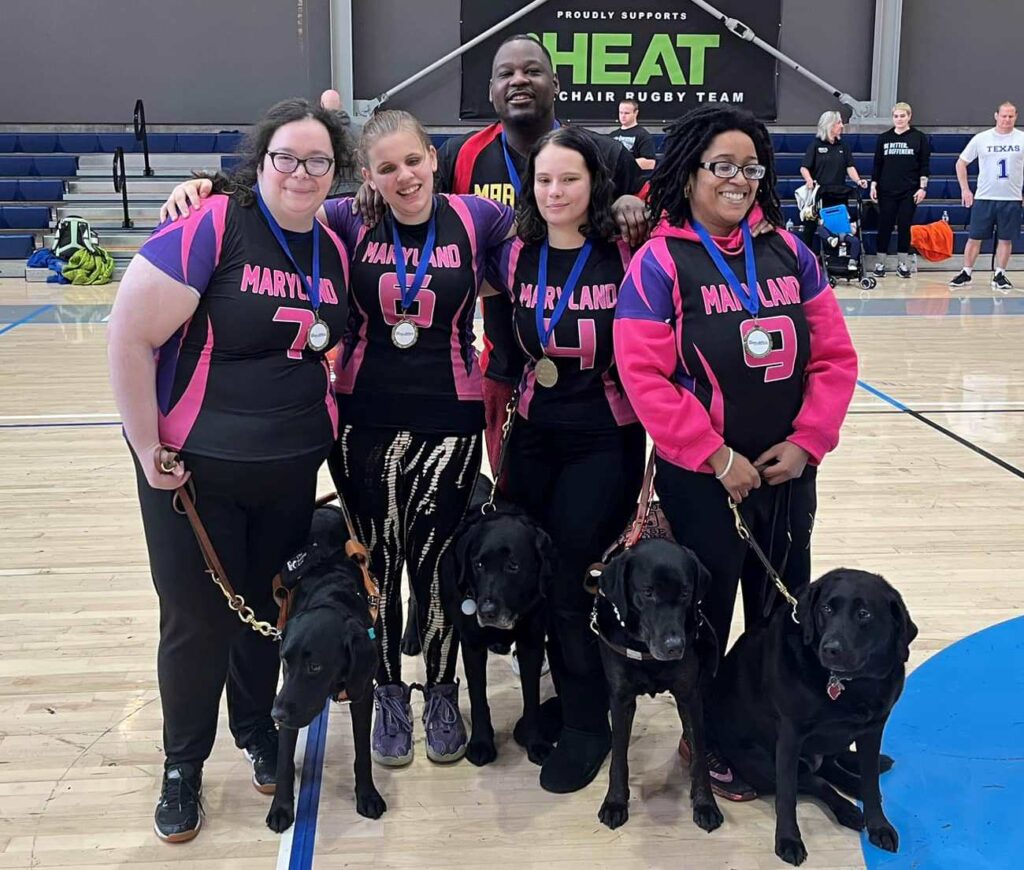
[870,102,931,279]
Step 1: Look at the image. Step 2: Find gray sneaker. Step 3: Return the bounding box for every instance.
[371,683,414,767]
[421,681,468,763]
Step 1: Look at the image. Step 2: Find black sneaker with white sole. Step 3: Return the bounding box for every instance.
[154,763,203,843]
[992,272,1014,292]
[873,263,885,278]
[949,269,973,288]
[243,724,279,794]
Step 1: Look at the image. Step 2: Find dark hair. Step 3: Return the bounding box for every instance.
[646,104,783,229]
[516,126,618,245]
[619,99,639,112]
[493,33,555,74]
[207,98,355,205]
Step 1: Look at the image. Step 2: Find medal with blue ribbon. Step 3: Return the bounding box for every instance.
[254,184,329,351]
[691,219,772,358]
[533,239,592,388]
[390,201,437,349]
[500,121,560,197]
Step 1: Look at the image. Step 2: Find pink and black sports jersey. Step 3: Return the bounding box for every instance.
[614,223,857,472]
[323,194,514,434]
[137,194,349,461]
[487,237,636,429]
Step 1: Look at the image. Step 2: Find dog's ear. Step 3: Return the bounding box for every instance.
[448,518,478,596]
[599,552,631,621]
[797,581,821,645]
[340,619,379,702]
[887,585,918,664]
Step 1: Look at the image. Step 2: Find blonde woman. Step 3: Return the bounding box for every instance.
[799,111,868,246]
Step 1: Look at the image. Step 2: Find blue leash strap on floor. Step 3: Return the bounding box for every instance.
[289,700,331,870]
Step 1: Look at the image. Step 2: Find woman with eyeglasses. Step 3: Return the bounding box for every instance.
[614,105,858,802]
[108,98,354,843]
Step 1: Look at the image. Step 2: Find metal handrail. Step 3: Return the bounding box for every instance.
[133,99,154,177]
[112,147,133,229]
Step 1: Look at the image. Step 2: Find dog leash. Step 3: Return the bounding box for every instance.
[482,388,520,513]
[728,497,800,623]
[172,484,380,641]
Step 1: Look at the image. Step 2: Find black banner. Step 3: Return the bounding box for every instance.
[460,0,780,122]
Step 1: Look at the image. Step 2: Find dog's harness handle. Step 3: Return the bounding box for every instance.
[623,451,658,550]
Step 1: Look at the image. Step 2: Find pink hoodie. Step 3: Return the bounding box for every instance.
[613,214,857,472]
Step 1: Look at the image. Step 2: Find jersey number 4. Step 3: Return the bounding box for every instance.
[536,318,597,370]
[741,316,797,382]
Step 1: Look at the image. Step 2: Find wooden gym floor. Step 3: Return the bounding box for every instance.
[0,270,1021,869]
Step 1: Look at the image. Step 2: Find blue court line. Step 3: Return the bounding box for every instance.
[0,304,54,337]
[289,701,330,869]
[857,379,1024,479]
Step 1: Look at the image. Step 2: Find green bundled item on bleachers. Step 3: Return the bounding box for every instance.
[62,245,115,285]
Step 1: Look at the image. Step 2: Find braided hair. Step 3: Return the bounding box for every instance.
[646,105,783,229]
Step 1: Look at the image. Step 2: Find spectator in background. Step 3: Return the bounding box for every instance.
[609,99,657,173]
[800,111,868,247]
[870,102,930,279]
[949,101,1024,292]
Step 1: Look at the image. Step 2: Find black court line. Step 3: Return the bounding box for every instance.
[857,380,1024,480]
[849,408,1024,416]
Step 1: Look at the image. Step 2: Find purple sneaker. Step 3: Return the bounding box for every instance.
[371,683,414,767]
[421,681,468,763]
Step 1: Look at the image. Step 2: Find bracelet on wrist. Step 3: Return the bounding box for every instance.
[715,447,735,481]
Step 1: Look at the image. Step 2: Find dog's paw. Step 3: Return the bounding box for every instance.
[832,799,865,831]
[355,787,387,819]
[526,738,554,766]
[692,799,724,833]
[775,833,808,866]
[266,799,295,833]
[867,818,899,852]
[465,738,498,767]
[400,635,422,657]
[598,799,629,830]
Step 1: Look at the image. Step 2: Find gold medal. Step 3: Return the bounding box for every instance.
[534,356,559,388]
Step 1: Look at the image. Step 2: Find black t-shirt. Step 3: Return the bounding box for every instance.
[802,138,854,196]
[137,195,350,461]
[608,125,656,161]
[323,194,514,434]
[436,122,642,383]
[487,237,637,429]
[872,127,931,198]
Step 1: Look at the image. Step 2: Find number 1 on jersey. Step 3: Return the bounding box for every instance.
[998,158,1009,179]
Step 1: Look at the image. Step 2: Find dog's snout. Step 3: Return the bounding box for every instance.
[820,638,844,660]
[662,635,684,655]
[478,599,498,618]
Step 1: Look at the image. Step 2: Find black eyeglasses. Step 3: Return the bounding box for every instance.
[700,161,767,180]
[266,151,335,177]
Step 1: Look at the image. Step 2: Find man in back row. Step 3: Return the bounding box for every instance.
[949,101,1024,292]
[607,98,657,174]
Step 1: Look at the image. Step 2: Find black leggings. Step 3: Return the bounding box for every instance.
[874,193,917,256]
[505,420,646,734]
[134,448,324,767]
[329,425,481,687]
[655,460,818,658]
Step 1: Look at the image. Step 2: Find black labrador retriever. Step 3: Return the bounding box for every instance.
[707,568,917,866]
[592,538,724,834]
[441,474,556,767]
[266,505,385,833]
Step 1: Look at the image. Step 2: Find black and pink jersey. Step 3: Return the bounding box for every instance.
[323,194,514,434]
[487,237,636,429]
[436,122,642,384]
[137,194,350,461]
[614,222,857,472]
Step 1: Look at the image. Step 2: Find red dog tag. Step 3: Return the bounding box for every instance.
[826,675,845,701]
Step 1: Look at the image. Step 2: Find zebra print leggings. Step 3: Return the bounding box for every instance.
[329,425,481,687]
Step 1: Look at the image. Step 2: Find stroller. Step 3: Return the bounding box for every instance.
[814,191,876,290]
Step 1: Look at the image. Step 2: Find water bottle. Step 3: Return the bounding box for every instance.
[942,210,950,222]
[785,218,794,232]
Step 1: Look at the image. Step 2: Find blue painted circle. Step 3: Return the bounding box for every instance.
[862,616,1024,869]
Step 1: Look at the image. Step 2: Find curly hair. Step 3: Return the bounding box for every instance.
[646,104,783,230]
[205,98,355,206]
[516,126,618,245]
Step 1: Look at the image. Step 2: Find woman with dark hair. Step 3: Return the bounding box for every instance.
[108,98,354,842]
[486,125,644,794]
[614,105,858,800]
